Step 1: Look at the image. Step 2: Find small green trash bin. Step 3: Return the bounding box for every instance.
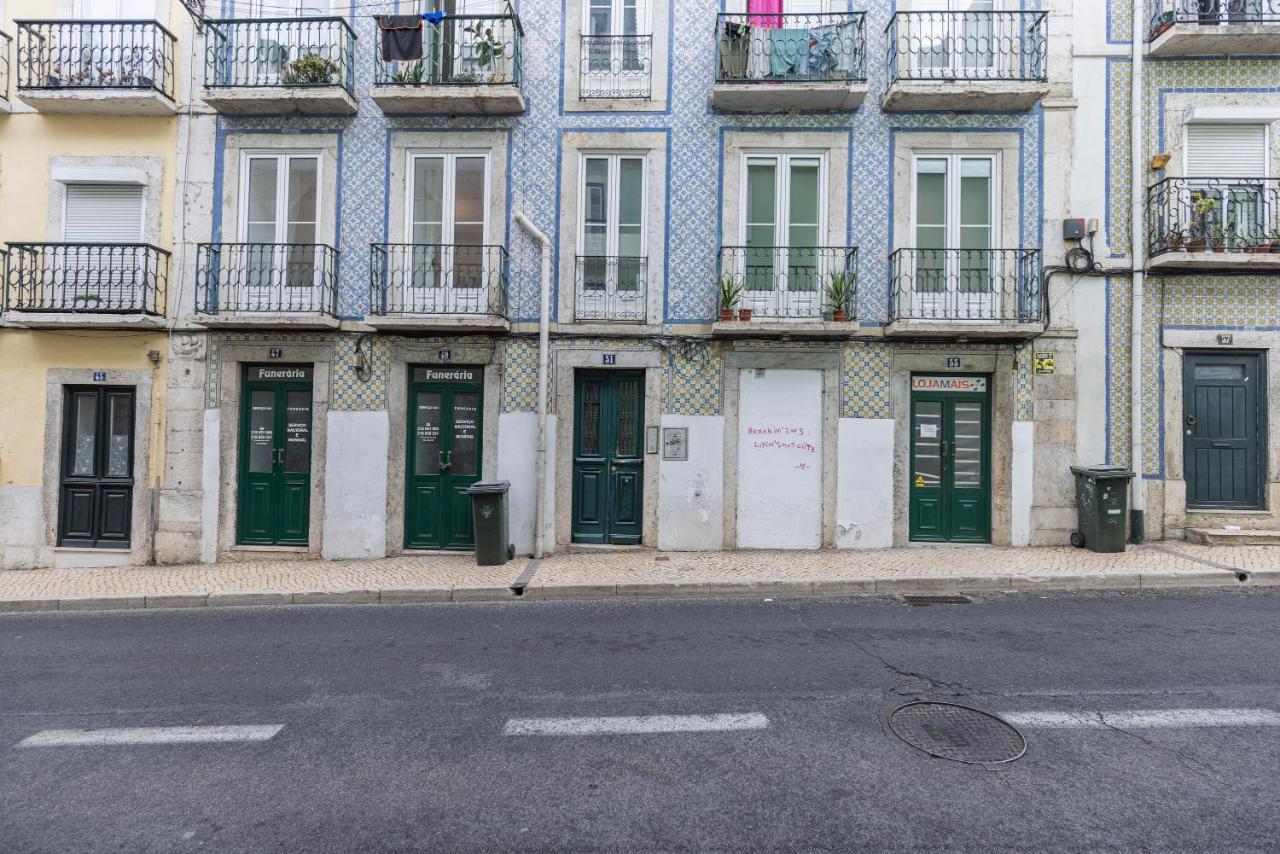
[466,480,514,566]
[1069,465,1135,553]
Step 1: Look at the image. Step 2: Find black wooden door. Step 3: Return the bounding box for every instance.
[1184,351,1265,509]
[58,386,135,549]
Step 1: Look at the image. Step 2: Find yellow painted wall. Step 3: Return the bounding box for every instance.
[0,331,169,488]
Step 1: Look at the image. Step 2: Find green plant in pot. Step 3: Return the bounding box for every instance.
[283,53,339,85]
[391,58,426,85]
[1186,194,1216,251]
[824,271,853,322]
[718,276,741,321]
[463,23,506,80]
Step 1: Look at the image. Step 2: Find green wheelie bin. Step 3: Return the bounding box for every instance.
[1069,465,1135,553]
[466,480,515,566]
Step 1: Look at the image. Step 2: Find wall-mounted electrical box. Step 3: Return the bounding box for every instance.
[1063,218,1088,241]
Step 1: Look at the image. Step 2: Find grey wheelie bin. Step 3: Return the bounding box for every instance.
[467,480,515,566]
[1069,466,1135,553]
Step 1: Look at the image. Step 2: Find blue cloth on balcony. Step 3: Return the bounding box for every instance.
[805,25,841,76]
[767,28,808,77]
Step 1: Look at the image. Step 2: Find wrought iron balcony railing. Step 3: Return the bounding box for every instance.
[1147,176,1280,257]
[717,246,857,320]
[889,248,1042,323]
[1151,0,1280,36]
[885,11,1047,84]
[372,14,522,87]
[195,243,338,316]
[575,255,647,322]
[715,12,865,84]
[4,243,169,315]
[1,31,12,100]
[204,17,355,92]
[14,20,176,98]
[579,34,651,99]
[369,243,509,317]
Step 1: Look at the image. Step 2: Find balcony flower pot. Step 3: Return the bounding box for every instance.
[1248,242,1272,254]
[1270,240,1280,253]
[1185,237,1207,253]
[720,306,735,321]
[831,309,848,323]
[737,308,753,322]
[73,294,102,310]
[1210,239,1226,253]
[718,275,741,322]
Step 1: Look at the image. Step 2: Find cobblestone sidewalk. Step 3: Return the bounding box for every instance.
[1,543,1277,612]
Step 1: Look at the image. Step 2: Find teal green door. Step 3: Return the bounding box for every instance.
[405,366,483,550]
[237,365,313,546]
[572,370,644,544]
[909,376,991,543]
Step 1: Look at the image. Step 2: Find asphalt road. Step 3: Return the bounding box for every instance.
[2,589,1279,853]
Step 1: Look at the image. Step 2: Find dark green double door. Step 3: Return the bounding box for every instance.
[572,370,643,544]
[405,366,483,550]
[237,365,313,546]
[909,376,991,542]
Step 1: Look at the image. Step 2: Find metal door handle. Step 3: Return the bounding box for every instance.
[439,451,451,471]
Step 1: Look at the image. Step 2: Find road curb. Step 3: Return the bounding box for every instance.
[0,569,1276,614]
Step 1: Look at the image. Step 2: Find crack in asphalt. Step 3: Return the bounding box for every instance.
[1090,711,1219,779]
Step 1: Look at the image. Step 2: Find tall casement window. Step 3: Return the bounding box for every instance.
[406,151,490,309]
[911,0,1000,77]
[240,152,320,297]
[1184,123,1267,247]
[583,0,649,98]
[912,153,997,314]
[738,152,825,317]
[578,153,645,321]
[59,386,136,549]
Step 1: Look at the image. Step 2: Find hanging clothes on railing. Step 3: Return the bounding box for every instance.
[719,20,751,79]
[378,15,424,63]
[746,0,782,80]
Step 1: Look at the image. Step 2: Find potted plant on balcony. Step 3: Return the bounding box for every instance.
[391,58,427,85]
[1209,221,1231,253]
[1151,9,1176,38]
[1166,226,1185,253]
[1269,228,1280,253]
[824,271,853,322]
[1186,195,1216,252]
[283,53,340,86]
[718,276,741,322]
[463,22,507,82]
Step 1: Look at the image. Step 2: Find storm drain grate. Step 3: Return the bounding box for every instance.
[901,594,973,607]
[889,701,1026,764]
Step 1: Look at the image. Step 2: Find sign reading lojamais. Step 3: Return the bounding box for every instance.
[910,376,987,393]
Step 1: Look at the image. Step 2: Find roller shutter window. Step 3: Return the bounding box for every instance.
[63,183,144,242]
[1185,124,1267,178]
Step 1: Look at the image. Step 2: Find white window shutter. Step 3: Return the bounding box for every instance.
[63,184,145,243]
[1185,124,1267,178]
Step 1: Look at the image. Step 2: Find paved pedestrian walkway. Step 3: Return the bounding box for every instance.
[2,542,1278,612]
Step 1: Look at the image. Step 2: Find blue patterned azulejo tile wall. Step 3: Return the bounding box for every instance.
[213,0,1043,326]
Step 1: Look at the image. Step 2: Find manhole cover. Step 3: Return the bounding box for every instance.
[901,594,972,607]
[889,701,1026,764]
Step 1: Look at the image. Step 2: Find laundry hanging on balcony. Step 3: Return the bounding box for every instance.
[378,15,432,63]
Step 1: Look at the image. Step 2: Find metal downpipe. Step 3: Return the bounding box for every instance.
[514,212,552,559]
[1129,0,1146,543]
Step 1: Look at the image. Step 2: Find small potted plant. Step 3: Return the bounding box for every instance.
[824,271,853,322]
[1151,9,1176,38]
[1167,227,1185,252]
[73,293,102,310]
[1249,233,1272,253]
[392,58,427,85]
[1210,224,1228,253]
[283,53,340,86]
[737,304,753,322]
[463,22,507,82]
[718,276,741,321]
[1269,228,1280,252]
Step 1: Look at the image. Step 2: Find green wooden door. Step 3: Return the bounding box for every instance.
[572,370,644,544]
[909,376,990,543]
[237,365,313,546]
[405,366,484,550]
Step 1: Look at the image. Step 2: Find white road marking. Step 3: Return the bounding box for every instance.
[1002,708,1280,730]
[504,713,769,736]
[15,725,284,748]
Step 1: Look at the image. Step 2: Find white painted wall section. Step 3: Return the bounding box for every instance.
[321,410,389,560]
[835,418,894,549]
[1075,277,1108,465]
[201,408,220,564]
[498,411,555,556]
[0,485,43,569]
[658,414,724,551]
[1011,421,1034,547]
[736,369,822,549]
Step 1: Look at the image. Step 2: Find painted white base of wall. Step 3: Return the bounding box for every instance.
[835,418,894,549]
[498,411,556,557]
[0,485,44,569]
[658,414,725,551]
[1075,278,1108,466]
[1012,421,1035,547]
[201,409,220,564]
[322,410,390,560]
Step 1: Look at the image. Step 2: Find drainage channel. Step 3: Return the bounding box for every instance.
[509,559,542,596]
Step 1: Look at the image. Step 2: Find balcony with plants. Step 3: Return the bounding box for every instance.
[202,17,356,115]
[886,248,1043,338]
[881,11,1048,112]
[712,12,866,112]
[366,243,510,332]
[194,243,340,328]
[1146,177,1280,270]
[3,242,170,328]
[713,245,857,336]
[1149,0,1280,55]
[13,19,176,115]
[371,10,524,115]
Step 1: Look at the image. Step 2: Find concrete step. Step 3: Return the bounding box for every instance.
[1186,527,1280,546]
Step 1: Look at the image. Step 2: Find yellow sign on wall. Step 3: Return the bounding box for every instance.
[1034,352,1056,374]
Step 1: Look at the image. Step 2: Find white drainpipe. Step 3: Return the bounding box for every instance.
[1128,0,1147,542]
[514,212,552,558]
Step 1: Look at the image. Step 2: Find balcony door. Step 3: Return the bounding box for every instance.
[240,152,322,312]
[70,0,158,88]
[583,0,648,97]
[911,0,999,78]
[407,152,490,314]
[224,1,334,87]
[61,183,145,312]
[740,153,825,319]
[911,153,997,320]
[1184,124,1267,249]
[578,154,646,322]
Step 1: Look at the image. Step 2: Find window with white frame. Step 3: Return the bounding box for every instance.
[577,153,645,320]
[1184,123,1268,248]
[402,151,491,310]
[60,183,146,308]
[240,152,320,294]
[736,152,825,318]
[910,0,1002,77]
[911,152,997,311]
[582,0,650,98]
